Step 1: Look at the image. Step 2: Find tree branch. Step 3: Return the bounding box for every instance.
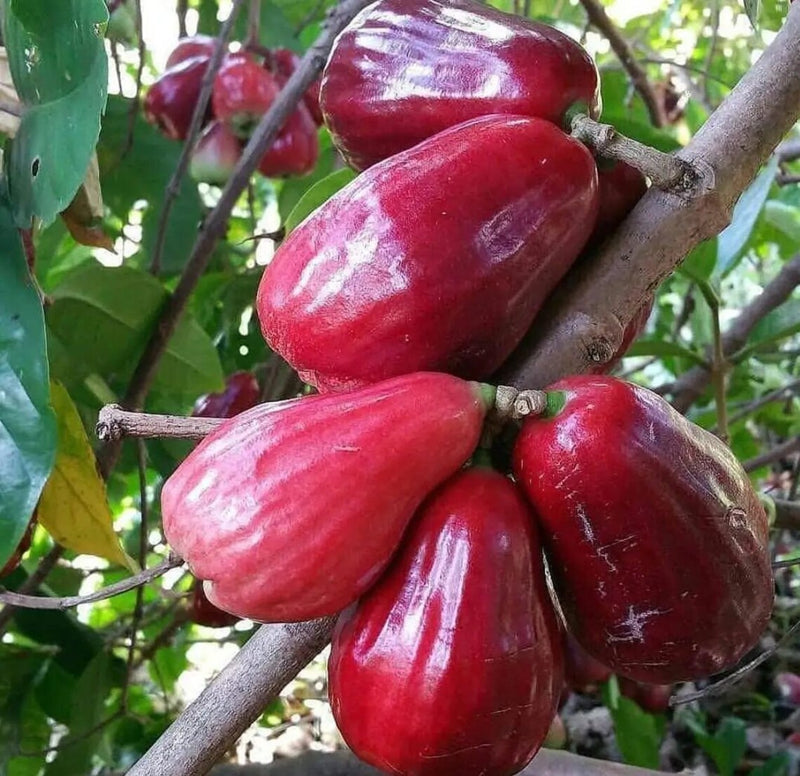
[96,405,223,441]
[578,0,666,127]
[745,437,800,472]
[670,252,800,412]
[498,2,800,389]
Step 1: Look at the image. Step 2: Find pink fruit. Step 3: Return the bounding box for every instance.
[190,120,243,184]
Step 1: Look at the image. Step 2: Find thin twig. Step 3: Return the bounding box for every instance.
[722,378,800,429]
[710,297,729,443]
[745,437,800,472]
[0,556,182,610]
[123,0,146,157]
[97,405,224,441]
[177,0,188,38]
[148,0,245,276]
[578,0,665,126]
[245,0,262,48]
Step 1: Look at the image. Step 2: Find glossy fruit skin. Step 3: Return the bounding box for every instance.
[564,630,612,692]
[320,0,601,170]
[257,104,319,178]
[512,375,773,684]
[144,56,210,141]
[589,161,649,248]
[329,467,564,776]
[1,510,37,578]
[189,581,240,627]
[257,115,598,392]
[212,54,280,137]
[618,678,672,714]
[190,120,243,184]
[192,371,261,418]
[166,35,218,69]
[272,48,323,125]
[162,372,488,622]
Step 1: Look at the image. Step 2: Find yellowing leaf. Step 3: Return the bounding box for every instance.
[38,383,137,571]
[60,154,114,251]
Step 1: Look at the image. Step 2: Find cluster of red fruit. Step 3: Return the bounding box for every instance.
[144,35,322,183]
[161,1,774,774]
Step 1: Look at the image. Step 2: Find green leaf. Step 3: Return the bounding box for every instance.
[751,752,791,776]
[278,129,340,219]
[715,157,779,277]
[739,299,800,356]
[0,193,56,569]
[686,714,747,776]
[602,677,664,769]
[285,168,357,233]
[3,0,109,226]
[44,653,114,776]
[625,339,705,365]
[46,263,223,399]
[764,201,800,243]
[681,238,718,281]
[744,0,761,28]
[234,0,300,51]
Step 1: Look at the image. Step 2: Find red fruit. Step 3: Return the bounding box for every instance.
[257,115,598,392]
[144,56,211,141]
[166,34,218,69]
[192,371,261,418]
[271,48,323,125]
[787,732,800,747]
[329,467,564,776]
[212,54,280,137]
[162,373,489,622]
[190,120,243,185]
[776,673,800,704]
[257,104,319,178]
[189,579,239,627]
[564,630,613,692]
[618,678,672,714]
[320,0,601,170]
[1,510,37,578]
[512,375,773,684]
[589,161,649,248]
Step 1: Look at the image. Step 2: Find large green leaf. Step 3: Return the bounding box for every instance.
[737,298,800,357]
[46,264,224,399]
[98,97,203,276]
[0,194,56,569]
[3,0,109,226]
[602,678,664,769]
[285,168,357,234]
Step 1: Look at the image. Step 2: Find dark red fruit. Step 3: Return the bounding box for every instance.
[257,104,319,178]
[212,53,280,137]
[512,375,773,684]
[564,630,613,692]
[271,48,323,125]
[144,56,211,141]
[192,371,260,418]
[162,372,489,622]
[1,510,37,578]
[320,0,601,170]
[257,115,598,392]
[189,580,240,627]
[776,673,800,705]
[166,34,218,69]
[329,467,564,776]
[589,161,649,248]
[618,678,672,714]
[190,120,243,185]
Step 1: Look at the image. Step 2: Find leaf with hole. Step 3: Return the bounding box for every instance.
[3,0,109,226]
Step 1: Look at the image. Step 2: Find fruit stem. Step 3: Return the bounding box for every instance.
[544,390,567,418]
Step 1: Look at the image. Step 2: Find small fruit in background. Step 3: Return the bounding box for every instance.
[144,56,211,140]
[543,714,567,750]
[257,105,319,178]
[564,630,613,692]
[513,375,773,684]
[212,53,280,137]
[618,677,673,714]
[166,35,219,69]
[189,580,239,628]
[775,672,800,705]
[162,373,490,623]
[192,371,261,418]
[271,48,323,125]
[1,510,37,578]
[190,120,243,185]
[329,467,564,776]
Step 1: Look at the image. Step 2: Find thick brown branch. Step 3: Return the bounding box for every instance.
[499,3,800,389]
[670,252,800,412]
[0,556,182,610]
[96,405,223,441]
[578,0,666,127]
